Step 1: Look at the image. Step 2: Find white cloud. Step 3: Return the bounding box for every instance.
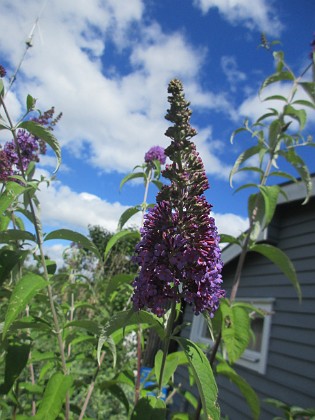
[37,176,141,233]
[193,0,283,36]
[214,212,248,237]
[0,0,233,179]
[221,56,246,91]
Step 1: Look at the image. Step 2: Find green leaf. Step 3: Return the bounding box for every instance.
[278,149,312,204]
[101,309,165,340]
[230,145,264,187]
[219,300,251,363]
[104,230,140,259]
[155,350,180,387]
[118,206,141,230]
[173,337,220,420]
[44,229,101,259]
[216,359,260,420]
[260,71,294,95]
[248,192,265,241]
[268,119,283,149]
[33,372,73,420]
[0,181,26,214]
[291,99,315,109]
[151,179,164,190]
[263,94,287,102]
[298,82,315,104]
[107,384,130,414]
[3,272,48,338]
[269,171,297,182]
[19,120,61,173]
[26,94,36,111]
[219,234,241,246]
[0,343,31,394]
[64,320,101,335]
[97,334,116,367]
[258,185,281,227]
[250,243,301,300]
[0,229,36,243]
[0,249,22,286]
[105,273,136,299]
[131,396,166,420]
[283,104,307,130]
[120,172,146,190]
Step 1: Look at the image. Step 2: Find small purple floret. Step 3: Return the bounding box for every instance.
[144,146,166,165]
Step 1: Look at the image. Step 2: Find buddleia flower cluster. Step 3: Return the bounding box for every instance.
[132,79,224,317]
[0,105,62,183]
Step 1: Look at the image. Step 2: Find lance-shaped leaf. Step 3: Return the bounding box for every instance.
[216,358,260,420]
[44,229,101,259]
[259,71,294,96]
[19,120,61,173]
[299,82,315,104]
[154,350,183,388]
[250,243,301,300]
[104,230,140,259]
[105,273,136,299]
[0,181,26,214]
[278,149,312,204]
[152,179,164,190]
[283,104,307,130]
[120,172,146,190]
[219,300,251,364]
[258,185,281,227]
[219,234,242,247]
[97,334,116,367]
[33,372,73,420]
[131,396,166,420]
[3,272,48,338]
[64,320,101,335]
[230,145,265,187]
[0,229,36,243]
[118,206,141,230]
[173,337,220,420]
[0,343,31,394]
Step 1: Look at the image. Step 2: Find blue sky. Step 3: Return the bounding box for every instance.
[0,0,314,264]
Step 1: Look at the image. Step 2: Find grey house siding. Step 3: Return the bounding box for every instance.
[173,196,315,419]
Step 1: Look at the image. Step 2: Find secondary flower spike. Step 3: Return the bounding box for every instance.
[144,145,166,165]
[132,79,224,317]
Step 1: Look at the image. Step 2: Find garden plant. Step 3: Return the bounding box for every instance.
[0,37,314,419]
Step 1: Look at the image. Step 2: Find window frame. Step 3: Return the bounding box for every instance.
[190,298,274,374]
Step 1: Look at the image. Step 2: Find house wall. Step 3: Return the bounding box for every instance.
[172,197,315,419]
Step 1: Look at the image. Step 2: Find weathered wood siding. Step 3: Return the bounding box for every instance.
[173,196,315,419]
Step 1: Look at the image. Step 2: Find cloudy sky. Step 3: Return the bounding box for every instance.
[0,0,314,263]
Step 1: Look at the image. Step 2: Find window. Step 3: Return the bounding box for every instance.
[190,298,274,374]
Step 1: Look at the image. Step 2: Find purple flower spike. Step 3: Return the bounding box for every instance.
[144,146,166,165]
[0,65,6,78]
[132,79,224,317]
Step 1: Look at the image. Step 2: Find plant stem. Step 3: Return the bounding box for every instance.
[135,327,142,404]
[158,300,177,394]
[0,95,69,419]
[78,351,105,420]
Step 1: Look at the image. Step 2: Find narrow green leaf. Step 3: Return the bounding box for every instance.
[0,181,26,214]
[298,82,315,104]
[248,192,265,241]
[151,179,164,190]
[105,273,136,299]
[230,145,264,187]
[0,249,22,286]
[283,104,307,130]
[44,229,101,259]
[97,334,116,367]
[263,94,287,102]
[216,360,260,420]
[0,229,36,243]
[26,94,36,111]
[3,272,48,338]
[219,234,241,246]
[64,320,101,335]
[107,384,130,414]
[230,125,248,144]
[291,99,315,109]
[120,172,146,190]
[173,337,220,420]
[131,396,166,420]
[155,350,180,387]
[101,309,165,340]
[220,300,251,363]
[118,206,141,230]
[250,243,301,300]
[34,372,73,420]
[19,120,61,173]
[234,183,259,194]
[104,230,140,259]
[269,171,297,182]
[260,71,294,95]
[278,149,312,204]
[0,343,31,394]
[259,185,280,227]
